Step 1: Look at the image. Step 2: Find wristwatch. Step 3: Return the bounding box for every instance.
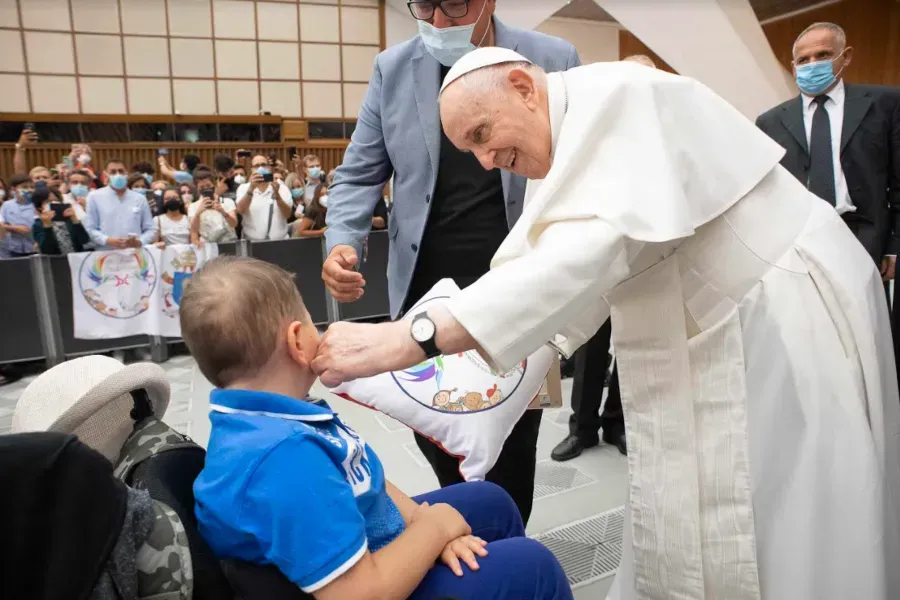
[410,312,441,359]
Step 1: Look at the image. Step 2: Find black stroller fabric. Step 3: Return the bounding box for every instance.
[0,432,128,600]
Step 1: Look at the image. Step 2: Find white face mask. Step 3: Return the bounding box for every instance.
[0,189,6,200]
[318,194,328,208]
[78,153,91,165]
[233,174,246,185]
[181,193,194,204]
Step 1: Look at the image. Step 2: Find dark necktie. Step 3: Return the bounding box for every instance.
[808,95,836,206]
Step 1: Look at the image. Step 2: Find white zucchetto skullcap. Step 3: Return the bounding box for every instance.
[440,47,533,94]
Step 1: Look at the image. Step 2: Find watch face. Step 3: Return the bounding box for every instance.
[411,317,436,343]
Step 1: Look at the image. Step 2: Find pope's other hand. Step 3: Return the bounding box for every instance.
[312,320,415,387]
[322,245,366,302]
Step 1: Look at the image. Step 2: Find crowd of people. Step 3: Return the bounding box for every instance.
[0,135,390,259]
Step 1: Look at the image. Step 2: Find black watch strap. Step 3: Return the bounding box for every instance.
[411,313,441,359]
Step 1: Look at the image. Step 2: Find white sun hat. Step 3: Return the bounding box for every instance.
[11,355,171,463]
[440,47,533,94]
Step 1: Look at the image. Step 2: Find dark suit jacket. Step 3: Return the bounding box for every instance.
[756,83,900,261]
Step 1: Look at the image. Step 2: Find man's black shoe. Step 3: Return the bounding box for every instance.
[602,430,627,456]
[550,434,598,462]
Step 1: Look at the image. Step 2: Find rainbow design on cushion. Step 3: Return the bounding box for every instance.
[397,356,445,390]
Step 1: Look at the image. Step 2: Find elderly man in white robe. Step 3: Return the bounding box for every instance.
[312,48,900,600]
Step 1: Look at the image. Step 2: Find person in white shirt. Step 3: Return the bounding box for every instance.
[235,155,292,241]
[152,187,191,246]
[189,170,238,245]
[63,169,90,222]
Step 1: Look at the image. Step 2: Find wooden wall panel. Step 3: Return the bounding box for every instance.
[0,142,349,181]
[762,0,900,86]
[617,30,677,74]
[618,0,899,87]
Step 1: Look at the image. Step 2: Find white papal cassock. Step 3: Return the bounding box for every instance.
[445,62,900,599]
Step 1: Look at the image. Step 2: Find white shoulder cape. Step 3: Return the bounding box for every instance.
[493,62,786,267]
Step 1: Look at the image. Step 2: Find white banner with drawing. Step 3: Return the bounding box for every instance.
[68,244,218,339]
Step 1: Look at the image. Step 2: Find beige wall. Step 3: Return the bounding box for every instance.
[0,0,382,118]
[535,17,619,64]
[384,1,416,48]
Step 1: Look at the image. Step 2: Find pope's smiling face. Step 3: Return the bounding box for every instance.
[440,66,552,180]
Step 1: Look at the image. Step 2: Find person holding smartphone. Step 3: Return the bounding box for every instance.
[32,187,89,255]
[235,154,292,241]
[189,169,238,245]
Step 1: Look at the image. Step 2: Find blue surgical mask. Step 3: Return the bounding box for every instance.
[143,173,153,184]
[308,167,323,180]
[173,170,193,184]
[291,188,304,199]
[70,184,88,198]
[256,167,271,176]
[795,52,845,96]
[417,1,489,67]
[19,190,33,203]
[109,174,128,190]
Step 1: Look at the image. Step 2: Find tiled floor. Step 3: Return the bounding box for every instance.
[0,354,627,599]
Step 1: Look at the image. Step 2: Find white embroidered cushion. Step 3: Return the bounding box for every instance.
[330,279,555,481]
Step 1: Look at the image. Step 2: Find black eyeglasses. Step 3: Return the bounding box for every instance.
[407,0,470,21]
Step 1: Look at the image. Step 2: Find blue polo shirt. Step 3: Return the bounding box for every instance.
[195,389,405,593]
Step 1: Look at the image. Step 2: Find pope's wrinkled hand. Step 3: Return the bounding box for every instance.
[311,320,418,387]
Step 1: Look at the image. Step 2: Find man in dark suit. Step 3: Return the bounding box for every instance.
[757,21,900,384]
[550,320,626,461]
[756,22,900,274]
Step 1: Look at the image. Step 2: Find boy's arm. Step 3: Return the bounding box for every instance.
[315,515,449,600]
[385,481,419,525]
[243,436,468,600]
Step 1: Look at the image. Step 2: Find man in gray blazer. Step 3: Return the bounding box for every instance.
[323,0,579,524]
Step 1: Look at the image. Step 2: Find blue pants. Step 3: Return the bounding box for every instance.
[409,481,572,600]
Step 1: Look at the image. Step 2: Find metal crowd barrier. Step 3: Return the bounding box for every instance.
[0,231,392,368]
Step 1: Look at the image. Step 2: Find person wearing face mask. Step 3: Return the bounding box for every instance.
[62,170,91,223]
[32,187,90,255]
[300,154,324,208]
[757,22,900,275]
[0,174,37,258]
[84,158,155,250]
[178,182,196,207]
[152,187,191,247]
[235,154,293,241]
[319,0,579,525]
[756,21,900,385]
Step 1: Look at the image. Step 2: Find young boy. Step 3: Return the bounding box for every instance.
[182,256,572,600]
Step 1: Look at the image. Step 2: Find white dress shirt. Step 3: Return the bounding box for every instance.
[803,80,853,215]
[236,181,292,241]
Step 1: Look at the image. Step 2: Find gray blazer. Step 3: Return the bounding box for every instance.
[325,18,581,317]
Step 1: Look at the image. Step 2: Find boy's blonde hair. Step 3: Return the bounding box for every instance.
[179,256,308,388]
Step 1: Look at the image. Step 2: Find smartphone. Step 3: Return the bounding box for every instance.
[50,167,58,176]
[237,149,251,159]
[158,148,169,156]
[49,203,67,222]
[63,156,74,170]
[23,122,35,131]
[288,146,297,159]
[262,172,274,183]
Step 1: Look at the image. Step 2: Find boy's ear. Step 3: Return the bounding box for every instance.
[286,321,310,368]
